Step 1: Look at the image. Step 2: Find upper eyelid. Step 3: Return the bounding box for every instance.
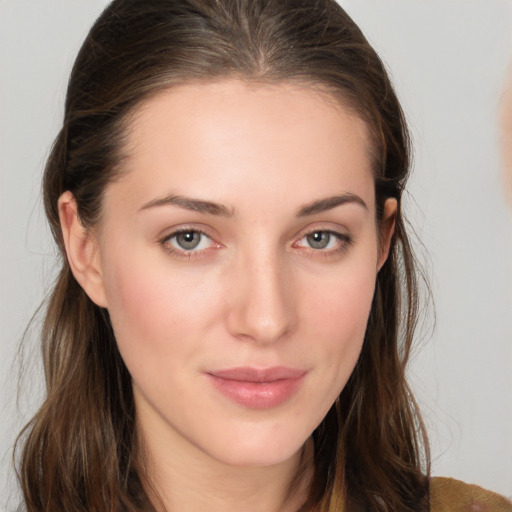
[158,224,216,242]
[163,227,209,238]
[294,229,350,244]
[165,229,215,244]
[301,227,348,236]
[294,224,350,240]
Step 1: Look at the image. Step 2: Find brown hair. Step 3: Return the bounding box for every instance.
[16,0,430,510]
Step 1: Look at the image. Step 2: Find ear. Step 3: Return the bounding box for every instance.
[58,191,108,308]
[377,198,397,271]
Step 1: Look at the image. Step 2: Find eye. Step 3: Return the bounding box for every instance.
[294,229,352,253]
[162,229,214,253]
[305,231,335,250]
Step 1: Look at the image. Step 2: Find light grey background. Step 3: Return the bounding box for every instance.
[1,1,511,508]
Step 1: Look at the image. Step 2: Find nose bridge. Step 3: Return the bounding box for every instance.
[227,242,296,344]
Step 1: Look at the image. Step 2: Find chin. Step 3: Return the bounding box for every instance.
[196,420,314,469]
[212,444,304,469]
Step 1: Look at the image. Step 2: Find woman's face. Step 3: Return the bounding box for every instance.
[70,80,394,468]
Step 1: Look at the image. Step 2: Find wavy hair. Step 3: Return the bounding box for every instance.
[16,0,430,510]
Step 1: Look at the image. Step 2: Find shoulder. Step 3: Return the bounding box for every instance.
[430,476,512,512]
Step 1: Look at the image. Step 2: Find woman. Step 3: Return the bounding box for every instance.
[14,0,512,511]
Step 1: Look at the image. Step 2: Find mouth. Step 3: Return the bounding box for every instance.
[206,366,307,409]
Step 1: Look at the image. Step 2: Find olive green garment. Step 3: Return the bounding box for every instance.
[431,477,512,512]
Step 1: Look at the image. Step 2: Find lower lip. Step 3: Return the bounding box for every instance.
[207,374,305,409]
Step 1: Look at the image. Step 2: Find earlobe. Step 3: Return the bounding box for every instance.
[377,198,397,271]
[58,191,108,308]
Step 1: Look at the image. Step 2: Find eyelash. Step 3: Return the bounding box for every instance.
[158,227,353,259]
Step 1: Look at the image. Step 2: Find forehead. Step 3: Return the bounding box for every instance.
[113,80,374,213]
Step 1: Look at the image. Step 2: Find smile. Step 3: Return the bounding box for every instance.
[206,367,307,409]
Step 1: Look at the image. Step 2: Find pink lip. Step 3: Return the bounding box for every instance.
[206,366,306,409]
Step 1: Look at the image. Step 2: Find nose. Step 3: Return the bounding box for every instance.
[225,249,297,345]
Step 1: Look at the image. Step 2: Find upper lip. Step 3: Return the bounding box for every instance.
[208,366,306,383]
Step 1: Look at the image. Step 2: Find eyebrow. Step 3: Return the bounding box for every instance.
[139,192,367,218]
[297,193,368,217]
[139,194,235,217]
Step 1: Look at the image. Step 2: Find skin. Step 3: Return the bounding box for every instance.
[59,80,396,512]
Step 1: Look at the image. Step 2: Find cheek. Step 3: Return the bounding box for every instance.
[287,259,377,428]
[99,248,221,368]
[307,259,377,338]
[301,259,377,377]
